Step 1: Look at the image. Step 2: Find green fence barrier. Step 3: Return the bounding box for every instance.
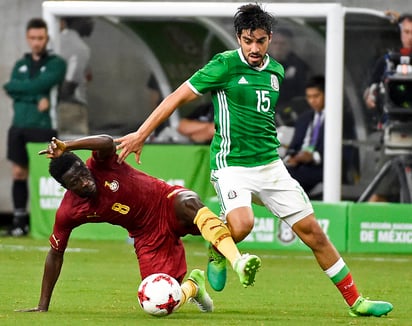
[347,203,412,253]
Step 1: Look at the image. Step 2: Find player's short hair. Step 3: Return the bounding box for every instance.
[305,75,325,92]
[26,18,48,32]
[49,152,84,187]
[234,3,276,36]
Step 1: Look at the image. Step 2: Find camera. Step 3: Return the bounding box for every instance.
[381,51,412,155]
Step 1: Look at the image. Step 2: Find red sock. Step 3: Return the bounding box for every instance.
[335,273,360,306]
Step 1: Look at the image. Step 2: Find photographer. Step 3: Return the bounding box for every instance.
[364,13,412,111]
[363,12,412,202]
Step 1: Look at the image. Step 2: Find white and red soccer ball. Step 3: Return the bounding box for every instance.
[137,273,182,317]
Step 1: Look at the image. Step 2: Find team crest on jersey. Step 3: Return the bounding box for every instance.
[271,74,279,91]
[227,190,237,200]
[104,180,119,192]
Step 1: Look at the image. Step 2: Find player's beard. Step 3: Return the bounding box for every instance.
[246,52,265,67]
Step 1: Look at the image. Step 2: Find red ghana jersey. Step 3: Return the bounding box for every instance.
[49,151,186,252]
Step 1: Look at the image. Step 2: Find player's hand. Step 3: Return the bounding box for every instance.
[15,307,47,312]
[38,137,67,158]
[115,132,144,164]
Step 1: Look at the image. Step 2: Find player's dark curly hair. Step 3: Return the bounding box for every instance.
[234,3,276,36]
[49,152,83,187]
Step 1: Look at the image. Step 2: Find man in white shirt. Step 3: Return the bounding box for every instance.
[57,17,94,135]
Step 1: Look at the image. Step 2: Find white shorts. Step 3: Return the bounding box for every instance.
[211,159,314,227]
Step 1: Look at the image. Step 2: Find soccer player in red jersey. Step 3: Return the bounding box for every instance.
[18,134,258,313]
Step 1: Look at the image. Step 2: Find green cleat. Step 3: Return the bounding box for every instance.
[188,269,214,312]
[233,253,261,288]
[207,244,227,292]
[349,296,393,317]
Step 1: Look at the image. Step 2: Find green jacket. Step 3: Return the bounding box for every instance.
[3,52,66,129]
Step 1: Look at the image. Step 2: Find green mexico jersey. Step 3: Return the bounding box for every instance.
[187,49,284,170]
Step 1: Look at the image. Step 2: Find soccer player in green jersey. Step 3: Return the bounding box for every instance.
[116,3,393,317]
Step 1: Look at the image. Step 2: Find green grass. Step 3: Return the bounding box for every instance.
[0,236,409,326]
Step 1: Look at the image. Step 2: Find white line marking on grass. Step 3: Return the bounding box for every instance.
[0,244,98,253]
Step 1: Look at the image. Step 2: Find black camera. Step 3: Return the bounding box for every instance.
[381,52,412,155]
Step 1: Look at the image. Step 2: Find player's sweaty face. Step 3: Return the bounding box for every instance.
[61,161,97,197]
[238,28,271,67]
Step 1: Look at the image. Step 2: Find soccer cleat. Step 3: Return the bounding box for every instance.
[233,253,261,288]
[188,269,214,312]
[349,296,393,317]
[8,225,29,237]
[207,244,227,291]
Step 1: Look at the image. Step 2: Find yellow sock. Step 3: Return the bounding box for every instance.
[180,279,197,307]
[194,207,241,266]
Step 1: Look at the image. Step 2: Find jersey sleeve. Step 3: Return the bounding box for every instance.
[187,53,229,94]
[49,206,75,252]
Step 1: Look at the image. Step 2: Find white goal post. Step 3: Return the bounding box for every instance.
[42,1,380,202]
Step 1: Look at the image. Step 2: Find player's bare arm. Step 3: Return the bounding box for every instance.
[115,83,199,164]
[16,248,64,312]
[39,135,116,160]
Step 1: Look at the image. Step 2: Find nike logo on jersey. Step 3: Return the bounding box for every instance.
[238,76,248,84]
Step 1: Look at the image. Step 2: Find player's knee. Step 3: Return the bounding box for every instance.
[226,219,253,243]
[311,229,330,249]
[226,208,254,242]
[179,191,203,211]
[175,190,204,222]
[296,219,329,250]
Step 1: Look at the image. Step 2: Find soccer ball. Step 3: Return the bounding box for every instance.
[137,273,182,317]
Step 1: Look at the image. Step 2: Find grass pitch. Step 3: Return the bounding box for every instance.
[0,236,410,326]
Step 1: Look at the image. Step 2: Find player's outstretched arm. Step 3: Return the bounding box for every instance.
[115,82,199,163]
[39,135,116,160]
[16,248,64,312]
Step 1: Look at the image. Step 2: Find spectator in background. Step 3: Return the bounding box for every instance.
[177,102,214,144]
[57,17,94,136]
[269,27,310,126]
[363,12,412,202]
[284,76,325,193]
[3,18,66,236]
[285,75,356,194]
